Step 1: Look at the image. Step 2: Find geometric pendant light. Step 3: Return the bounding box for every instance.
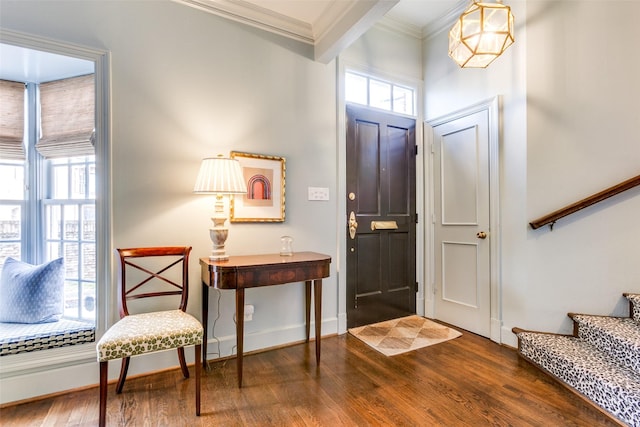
[448,0,515,68]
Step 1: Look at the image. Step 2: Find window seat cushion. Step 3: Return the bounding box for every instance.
[0,319,95,356]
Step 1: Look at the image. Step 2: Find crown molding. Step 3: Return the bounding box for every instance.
[174,0,470,51]
[375,0,471,41]
[423,0,468,41]
[175,0,315,44]
[375,15,424,40]
[174,0,398,64]
[313,0,362,40]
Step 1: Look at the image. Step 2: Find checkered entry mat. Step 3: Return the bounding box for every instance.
[349,315,462,356]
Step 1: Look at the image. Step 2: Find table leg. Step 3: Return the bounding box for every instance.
[305,280,311,342]
[314,279,322,364]
[236,288,245,388]
[202,282,209,370]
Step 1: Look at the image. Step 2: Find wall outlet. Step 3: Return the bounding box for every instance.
[244,304,254,321]
[308,187,329,201]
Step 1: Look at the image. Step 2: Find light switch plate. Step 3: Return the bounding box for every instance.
[308,187,329,201]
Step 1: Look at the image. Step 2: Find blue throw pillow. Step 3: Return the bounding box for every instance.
[0,257,64,324]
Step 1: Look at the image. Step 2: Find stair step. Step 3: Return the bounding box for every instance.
[625,293,640,323]
[570,314,640,374]
[515,330,640,426]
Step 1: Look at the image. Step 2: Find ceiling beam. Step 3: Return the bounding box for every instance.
[314,0,398,64]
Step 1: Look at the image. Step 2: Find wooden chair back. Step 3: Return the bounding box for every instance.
[116,246,191,318]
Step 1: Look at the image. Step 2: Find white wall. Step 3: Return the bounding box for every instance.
[0,0,338,403]
[423,0,640,347]
[342,24,423,81]
[520,0,640,336]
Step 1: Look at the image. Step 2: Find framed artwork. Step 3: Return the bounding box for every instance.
[230,151,286,222]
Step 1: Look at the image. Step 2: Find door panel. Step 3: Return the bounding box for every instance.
[355,122,380,214]
[388,126,410,214]
[442,126,478,224]
[346,104,416,328]
[389,233,408,287]
[356,234,381,295]
[442,242,478,307]
[433,110,491,337]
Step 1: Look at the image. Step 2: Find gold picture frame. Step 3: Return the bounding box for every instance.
[230,151,285,222]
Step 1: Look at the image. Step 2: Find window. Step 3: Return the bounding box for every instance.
[45,156,96,321]
[0,36,108,381]
[0,161,23,263]
[0,75,97,325]
[345,71,416,116]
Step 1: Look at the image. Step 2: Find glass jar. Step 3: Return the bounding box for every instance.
[280,235,293,256]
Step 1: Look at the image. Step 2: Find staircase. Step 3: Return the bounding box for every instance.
[513,293,640,426]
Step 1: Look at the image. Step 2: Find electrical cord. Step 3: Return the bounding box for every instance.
[208,288,222,358]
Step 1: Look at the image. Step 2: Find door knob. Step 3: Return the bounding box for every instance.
[476,231,487,239]
[349,211,358,240]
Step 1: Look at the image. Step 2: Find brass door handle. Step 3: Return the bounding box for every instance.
[349,212,358,239]
[477,231,487,239]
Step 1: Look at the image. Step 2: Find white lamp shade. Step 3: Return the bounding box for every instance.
[448,1,515,68]
[193,156,248,194]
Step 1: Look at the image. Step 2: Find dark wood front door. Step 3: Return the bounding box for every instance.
[346,104,417,328]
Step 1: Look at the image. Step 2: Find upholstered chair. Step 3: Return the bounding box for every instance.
[96,246,203,427]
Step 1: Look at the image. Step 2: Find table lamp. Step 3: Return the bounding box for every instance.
[194,155,247,260]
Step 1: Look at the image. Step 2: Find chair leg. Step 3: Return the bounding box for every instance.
[178,347,190,378]
[195,344,201,416]
[116,357,130,394]
[99,361,108,427]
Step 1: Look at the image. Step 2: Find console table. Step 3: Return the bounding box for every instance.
[200,251,331,387]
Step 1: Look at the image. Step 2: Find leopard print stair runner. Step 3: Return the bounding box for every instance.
[515,331,640,426]
[625,293,640,323]
[570,314,640,373]
[513,292,640,426]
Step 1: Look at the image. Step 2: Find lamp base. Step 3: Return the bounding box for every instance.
[209,226,229,261]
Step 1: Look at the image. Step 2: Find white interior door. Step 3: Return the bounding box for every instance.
[431,108,492,337]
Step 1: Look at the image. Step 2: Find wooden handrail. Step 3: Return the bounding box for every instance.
[529,174,640,230]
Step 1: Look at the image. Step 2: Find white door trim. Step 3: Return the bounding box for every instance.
[336,58,425,334]
[425,96,502,343]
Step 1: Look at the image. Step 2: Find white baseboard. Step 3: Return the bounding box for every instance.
[491,317,502,344]
[416,296,425,317]
[338,312,347,334]
[0,317,338,405]
[205,317,339,359]
[501,325,518,348]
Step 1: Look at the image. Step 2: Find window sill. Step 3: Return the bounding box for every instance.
[0,342,96,379]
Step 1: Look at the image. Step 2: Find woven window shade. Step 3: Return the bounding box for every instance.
[37,74,95,159]
[0,80,25,160]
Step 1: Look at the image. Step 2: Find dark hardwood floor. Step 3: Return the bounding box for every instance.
[1,327,620,426]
